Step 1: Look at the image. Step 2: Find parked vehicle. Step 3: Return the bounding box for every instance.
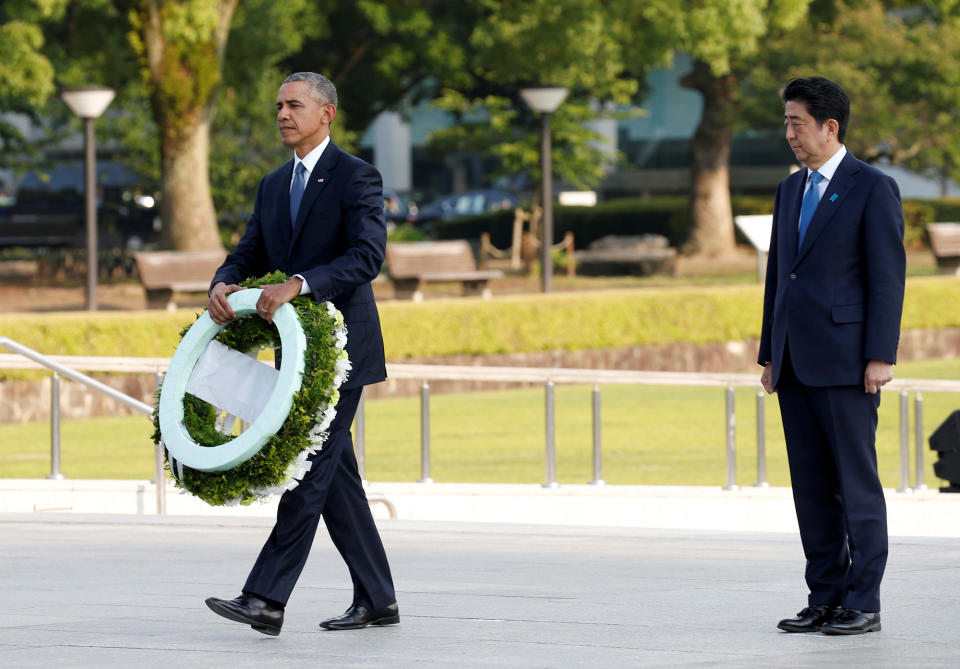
[382,188,409,223]
[406,189,518,228]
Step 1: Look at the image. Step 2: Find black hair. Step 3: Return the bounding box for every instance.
[781,77,850,143]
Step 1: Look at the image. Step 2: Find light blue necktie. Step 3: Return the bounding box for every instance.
[290,162,307,229]
[797,170,823,246]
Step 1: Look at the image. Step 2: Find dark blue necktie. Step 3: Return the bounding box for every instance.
[798,170,823,246]
[290,162,307,228]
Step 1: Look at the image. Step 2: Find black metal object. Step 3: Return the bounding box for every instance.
[929,410,960,492]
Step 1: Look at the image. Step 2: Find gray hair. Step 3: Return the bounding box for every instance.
[282,72,338,108]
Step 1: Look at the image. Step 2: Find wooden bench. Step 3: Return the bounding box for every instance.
[134,250,226,310]
[385,241,503,301]
[927,223,960,275]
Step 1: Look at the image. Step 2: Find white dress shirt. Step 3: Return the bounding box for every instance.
[291,136,331,295]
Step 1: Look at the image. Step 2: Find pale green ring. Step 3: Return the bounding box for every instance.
[158,289,306,472]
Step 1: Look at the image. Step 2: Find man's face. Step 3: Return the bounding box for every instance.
[783,100,837,169]
[276,81,336,157]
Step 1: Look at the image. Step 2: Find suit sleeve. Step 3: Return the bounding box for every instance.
[298,163,387,301]
[863,173,906,363]
[210,177,270,290]
[757,182,782,366]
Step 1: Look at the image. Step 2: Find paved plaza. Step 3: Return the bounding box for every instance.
[1,513,959,668]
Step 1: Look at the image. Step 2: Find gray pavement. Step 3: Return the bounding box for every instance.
[1,514,959,668]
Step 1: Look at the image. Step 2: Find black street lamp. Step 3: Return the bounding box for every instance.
[61,86,115,311]
[520,86,568,293]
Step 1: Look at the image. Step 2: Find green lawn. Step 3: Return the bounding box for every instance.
[2,357,958,488]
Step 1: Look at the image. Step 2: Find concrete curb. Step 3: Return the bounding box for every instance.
[2,478,958,537]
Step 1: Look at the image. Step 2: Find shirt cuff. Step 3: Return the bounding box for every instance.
[294,274,310,295]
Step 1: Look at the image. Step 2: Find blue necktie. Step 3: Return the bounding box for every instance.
[290,162,307,228]
[797,170,823,246]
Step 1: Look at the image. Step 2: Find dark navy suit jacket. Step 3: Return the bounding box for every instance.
[211,141,387,390]
[758,150,905,387]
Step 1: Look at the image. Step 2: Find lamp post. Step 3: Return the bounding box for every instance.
[61,86,115,311]
[520,86,567,293]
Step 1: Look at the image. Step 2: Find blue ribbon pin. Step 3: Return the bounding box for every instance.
[829,193,838,202]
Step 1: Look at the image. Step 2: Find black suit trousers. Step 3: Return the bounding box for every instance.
[243,387,396,609]
[776,349,887,612]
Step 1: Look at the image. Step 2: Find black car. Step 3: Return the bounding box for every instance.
[407,189,518,227]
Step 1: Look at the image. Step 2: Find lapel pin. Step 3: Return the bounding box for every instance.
[829,193,838,202]
[317,178,324,183]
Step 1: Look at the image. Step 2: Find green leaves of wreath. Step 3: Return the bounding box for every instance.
[151,271,349,506]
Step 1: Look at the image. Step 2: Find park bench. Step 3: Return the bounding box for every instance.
[927,223,960,275]
[133,250,226,310]
[385,240,503,301]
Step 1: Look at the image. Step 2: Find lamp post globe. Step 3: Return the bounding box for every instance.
[61,86,115,311]
[520,87,568,293]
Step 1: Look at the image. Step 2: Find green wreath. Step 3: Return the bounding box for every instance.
[151,271,349,506]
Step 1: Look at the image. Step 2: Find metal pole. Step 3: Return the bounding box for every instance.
[355,388,366,481]
[540,112,553,293]
[84,117,98,311]
[754,391,768,487]
[418,381,433,483]
[897,390,911,493]
[723,386,738,490]
[154,371,166,515]
[47,373,64,480]
[757,250,767,283]
[589,384,605,485]
[914,392,927,491]
[544,381,558,488]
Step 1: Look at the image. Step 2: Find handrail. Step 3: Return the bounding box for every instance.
[3,351,959,393]
[0,338,153,415]
[2,343,957,495]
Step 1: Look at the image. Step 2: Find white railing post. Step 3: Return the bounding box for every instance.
[47,372,64,480]
[898,391,911,493]
[723,386,737,490]
[914,392,927,491]
[589,384,605,485]
[754,391,768,487]
[154,371,166,515]
[418,381,433,483]
[544,381,558,488]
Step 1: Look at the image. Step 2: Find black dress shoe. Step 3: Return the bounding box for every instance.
[205,593,284,636]
[319,603,399,630]
[821,609,881,635]
[777,604,841,633]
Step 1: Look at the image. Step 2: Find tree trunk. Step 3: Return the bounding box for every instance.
[682,60,737,257]
[139,0,239,251]
[160,117,221,250]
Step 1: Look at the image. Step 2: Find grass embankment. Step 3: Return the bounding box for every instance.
[2,276,959,365]
[1,276,958,486]
[1,357,958,488]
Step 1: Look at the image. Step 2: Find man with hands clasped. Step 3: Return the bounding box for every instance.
[204,72,398,635]
[758,77,905,635]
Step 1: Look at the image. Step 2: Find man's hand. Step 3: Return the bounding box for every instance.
[256,277,304,323]
[760,363,776,394]
[864,360,894,394]
[207,282,245,324]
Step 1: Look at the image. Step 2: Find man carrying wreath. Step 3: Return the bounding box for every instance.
[204,72,398,634]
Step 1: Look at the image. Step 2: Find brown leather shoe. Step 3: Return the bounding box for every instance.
[205,593,284,636]
[777,604,841,632]
[821,609,881,635]
[319,603,399,630]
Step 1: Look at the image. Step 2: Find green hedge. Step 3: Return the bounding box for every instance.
[436,196,955,251]
[1,277,956,372]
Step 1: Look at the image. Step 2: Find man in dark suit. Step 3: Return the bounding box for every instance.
[758,77,905,635]
[203,72,397,635]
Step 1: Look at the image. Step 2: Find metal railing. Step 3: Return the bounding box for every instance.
[3,343,960,496]
[0,337,163,512]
